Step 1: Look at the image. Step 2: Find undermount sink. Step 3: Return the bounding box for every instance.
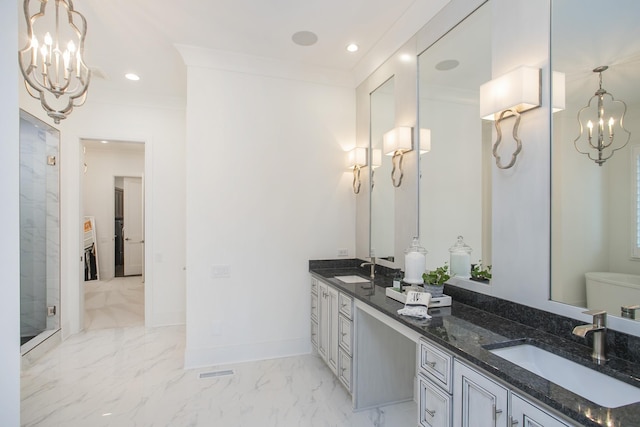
[334,275,370,284]
[489,343,640,408]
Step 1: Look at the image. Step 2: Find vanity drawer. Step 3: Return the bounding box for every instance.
[338,347,352,392]
[419,374,452,427]
[311,319,318,348]
[311,292,318,321]
[420,339,453,393]
[338,292,353,319]
[338,314,352,355]
[311,278,318,295]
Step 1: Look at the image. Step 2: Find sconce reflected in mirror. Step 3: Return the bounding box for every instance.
[480,66,541,169]
[573,66,630,166]
[347,147,367,194]
[383,126,413,187]
[419,128,431,154]
[370,149,382,189]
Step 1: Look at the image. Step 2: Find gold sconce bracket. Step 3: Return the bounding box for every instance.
[493,109,522,170]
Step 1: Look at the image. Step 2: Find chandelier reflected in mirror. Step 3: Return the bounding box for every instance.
[573,66,630,166]
[18,0,91,124]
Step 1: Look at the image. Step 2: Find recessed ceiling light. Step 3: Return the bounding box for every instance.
[101,140,109,144]
[292,31,318,46]
[435,59,460,71]
[346,43,359,53]
[400,53,413,62]
[125,73,140,81]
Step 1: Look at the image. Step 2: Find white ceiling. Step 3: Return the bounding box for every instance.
[40,0,450,103]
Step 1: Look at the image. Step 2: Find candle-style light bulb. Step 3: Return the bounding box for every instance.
[30,37,38,67]
[608,117,614,136]
[587,120,593,138]
[44,32,52,46]
[63,50,70,78]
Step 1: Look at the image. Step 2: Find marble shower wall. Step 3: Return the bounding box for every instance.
[19,113,60,340]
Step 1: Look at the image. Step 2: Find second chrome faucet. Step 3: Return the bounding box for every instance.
[572,309,607,364]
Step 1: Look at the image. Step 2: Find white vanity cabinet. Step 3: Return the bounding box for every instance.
[311,277,354,392]
[511,393,573,427]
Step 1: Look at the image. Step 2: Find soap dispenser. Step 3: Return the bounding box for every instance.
[404,237,427,284]
[449,235,472,279]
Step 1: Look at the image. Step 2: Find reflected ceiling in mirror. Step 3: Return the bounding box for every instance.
[551,0,640,321]
[370,77,396,260]
[417,2,492,273]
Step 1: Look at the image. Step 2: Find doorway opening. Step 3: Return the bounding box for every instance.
[81,139,145,330]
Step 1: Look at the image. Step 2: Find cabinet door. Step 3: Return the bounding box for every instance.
[317,282,329,361]
[327,285,339,374]
[511,393,572,427]
[419,375,452,427]
[454,360,509,427]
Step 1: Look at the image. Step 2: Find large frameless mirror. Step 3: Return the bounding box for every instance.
[370,77,396,261]
[417,2,492,276]
[551,0,640,323]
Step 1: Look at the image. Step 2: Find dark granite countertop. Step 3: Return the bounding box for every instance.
[310,263,640,427]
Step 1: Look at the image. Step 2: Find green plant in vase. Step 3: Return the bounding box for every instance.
[422,263,451,297]
[470,260,492,282]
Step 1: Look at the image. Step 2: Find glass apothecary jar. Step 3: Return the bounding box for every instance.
[449,235,472,279]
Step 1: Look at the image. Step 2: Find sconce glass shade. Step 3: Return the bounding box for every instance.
[419,128,431,154]
[371,149,382,169]
[573,66,630,167]
[552,71,566,113]
[480,66,541,120]
[347,147,367,169]
[383,126,413,155]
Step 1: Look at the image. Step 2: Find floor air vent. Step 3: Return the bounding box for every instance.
[199,369,235,379]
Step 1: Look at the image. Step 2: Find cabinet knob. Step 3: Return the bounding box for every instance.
[426,360,437,368]
[510,416,519,426]
[425,408,436,418]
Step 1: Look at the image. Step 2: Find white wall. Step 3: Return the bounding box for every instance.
[83,144,145,280]
[20,85,187,335]
[180,47,356,367]
[1,0,20,424]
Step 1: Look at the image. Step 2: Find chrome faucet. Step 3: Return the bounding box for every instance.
[572,309,607,364]
[360,257,376,279]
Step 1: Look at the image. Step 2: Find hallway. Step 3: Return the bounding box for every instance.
[84,276,144,330]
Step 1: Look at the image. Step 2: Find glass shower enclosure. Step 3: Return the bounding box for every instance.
[19,110,60,351]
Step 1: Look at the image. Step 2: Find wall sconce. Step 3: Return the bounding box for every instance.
[383,126,413,187]
[573,66,630,166]
[419,128,431,154]
[347,147,367,194]
[18,0,92,124]
[480,66,541,169]
[552,71,566,113]
[370,149,382,189]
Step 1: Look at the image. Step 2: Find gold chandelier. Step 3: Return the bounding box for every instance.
[18,0,91,124]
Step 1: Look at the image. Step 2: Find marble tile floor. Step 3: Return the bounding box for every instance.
[84,276,144,330]
[21,325,416,426]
